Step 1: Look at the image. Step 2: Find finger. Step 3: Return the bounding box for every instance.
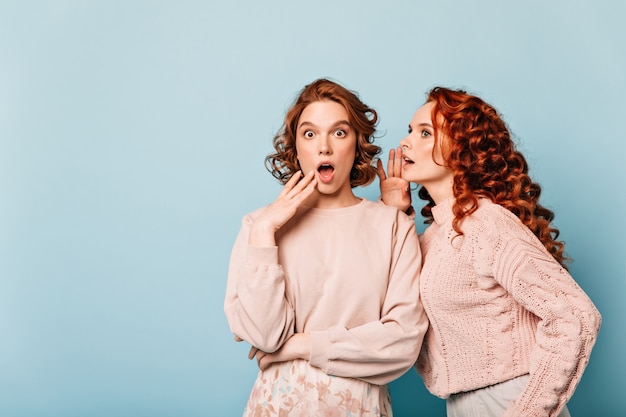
[248,346,259,360]
[387,148,396,177]
[277,170,304,198]
[393,146,403,178]
[293,175,317,203]
[234,335,243,342]
[376,158,387,181]
[286,169,315,198]
[258,353,271,371]
[256,352,267,369]
[283,171,316,204]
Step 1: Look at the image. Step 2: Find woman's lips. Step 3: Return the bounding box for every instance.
[317,164,334,183]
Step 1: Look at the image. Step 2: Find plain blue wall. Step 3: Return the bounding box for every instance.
[1,1,624,416]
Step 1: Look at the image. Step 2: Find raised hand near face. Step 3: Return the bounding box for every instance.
[376,147,412,213]
[248,170,317,247]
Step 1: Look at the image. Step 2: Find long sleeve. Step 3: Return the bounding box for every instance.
[475,211,602,417]
[308,211,427,385]
[224,210,296,353]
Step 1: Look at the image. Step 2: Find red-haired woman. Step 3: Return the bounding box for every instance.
[378,87,601,417]
[225,78,427,416]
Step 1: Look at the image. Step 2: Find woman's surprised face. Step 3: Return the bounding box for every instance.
[295,100,357,201]
[399,102,454,202]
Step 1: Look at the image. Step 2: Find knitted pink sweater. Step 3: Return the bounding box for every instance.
[416,198,601,417]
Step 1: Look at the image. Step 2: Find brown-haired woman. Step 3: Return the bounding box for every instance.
[225,78,427,416]
[379,86,601,417]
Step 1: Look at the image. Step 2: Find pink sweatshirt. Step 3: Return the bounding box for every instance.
[225,198,428,385]
[416,198,601,417]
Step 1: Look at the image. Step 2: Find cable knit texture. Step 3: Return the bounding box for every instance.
[416,198,601,417]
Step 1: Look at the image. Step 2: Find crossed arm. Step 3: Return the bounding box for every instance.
[236,333,311,371]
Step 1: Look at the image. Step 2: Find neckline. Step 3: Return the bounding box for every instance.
[303,198,367,216]
[431,197,455,225]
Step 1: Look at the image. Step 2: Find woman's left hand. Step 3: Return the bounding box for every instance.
[377,147,412,212]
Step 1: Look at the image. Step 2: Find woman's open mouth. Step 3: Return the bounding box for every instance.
[317,163,335,183]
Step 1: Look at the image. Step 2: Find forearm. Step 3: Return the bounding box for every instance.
[225,231,295,352]
[248,220,277,247]
[309,319,425,385]
[497,240,601,416]
[256,333,311,371]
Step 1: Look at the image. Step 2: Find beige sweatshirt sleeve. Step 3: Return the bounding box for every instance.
[224,214,296,353]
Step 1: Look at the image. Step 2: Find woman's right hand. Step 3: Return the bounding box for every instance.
[249,333,311,371]
[248,170,317,246]
[376,147,412,212]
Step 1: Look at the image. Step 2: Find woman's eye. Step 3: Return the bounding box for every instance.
[421,130,431,138]
[304,130,314,138]
[335,129,346,137]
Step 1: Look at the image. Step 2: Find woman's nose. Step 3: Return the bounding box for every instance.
[399,137,410,150]
[318,138,332,155]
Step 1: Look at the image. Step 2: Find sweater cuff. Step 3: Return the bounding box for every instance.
[245,245,279,266]
[309,329,332,373]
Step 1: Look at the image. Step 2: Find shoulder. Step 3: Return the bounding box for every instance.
[468,199,545,261]
[468,199,529,238]
[241,205,270,226]
[361,198,400,214]
[361,199,417,228]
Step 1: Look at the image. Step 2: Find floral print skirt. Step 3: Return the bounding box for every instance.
[243,359,392,417]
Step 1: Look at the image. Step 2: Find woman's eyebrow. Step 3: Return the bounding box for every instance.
[298,120,350,129]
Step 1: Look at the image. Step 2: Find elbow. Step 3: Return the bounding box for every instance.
[585,306,602,342]
[593,306,602,332]
[576,296,602,342]
[393,334,423,379]
[229,317,292,353]
[255,341,283,354]
[227,303,295,353]
[232,328,284,353]
[407,341,423,371]
[370,351,420,386]
[241,325,291,353]
[255,323,296,353]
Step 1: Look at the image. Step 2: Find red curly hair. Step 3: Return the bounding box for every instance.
[265,78,381,187]
[417,87,569,268]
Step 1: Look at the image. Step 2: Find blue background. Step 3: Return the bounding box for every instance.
[1,1,624,416]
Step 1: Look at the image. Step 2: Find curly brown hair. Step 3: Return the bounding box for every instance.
[265,78,381,188]
[417,87,569,268]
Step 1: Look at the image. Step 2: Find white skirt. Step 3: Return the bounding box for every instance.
[446,375,571,417]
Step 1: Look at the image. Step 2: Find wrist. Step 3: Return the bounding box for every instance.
[248,222,277,246]
[379,196,411,213]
